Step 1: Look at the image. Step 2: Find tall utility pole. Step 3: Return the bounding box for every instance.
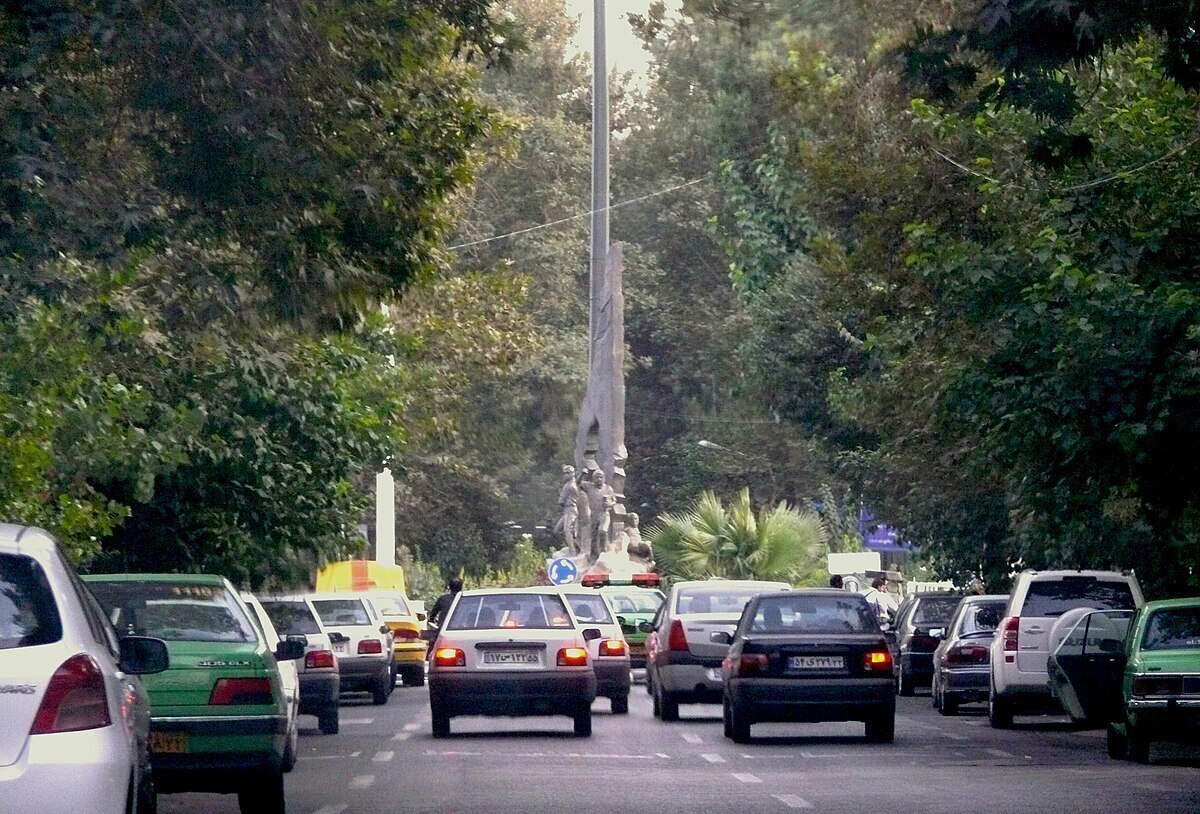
[588,0,609,372]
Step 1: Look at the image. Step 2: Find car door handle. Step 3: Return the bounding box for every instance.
[1025,627,1045,633]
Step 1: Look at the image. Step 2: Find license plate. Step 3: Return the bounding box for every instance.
[332,642,347,654]
[788,656,845,671]
[482,651,540,665]
[150,732,188,754]
[707,668,723,682]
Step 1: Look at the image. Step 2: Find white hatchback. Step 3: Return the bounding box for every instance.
[300,592,395,705]
[427,588,599,737]
[0,524,168,814]
[555,588,632,714]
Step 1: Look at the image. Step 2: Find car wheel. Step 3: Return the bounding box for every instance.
[645,668,655,696]
[238,770,285,814]
[659,687,679,722]
[281,720,299,772]
[372,673,391,705]
[722,699,734,739]
[865,712,895,743]
[988,687,1014,729]
[318,704,339,735]
[1106,723,1129,760]
[404,668,426,687]
[939,693,959,716]
[651,685,661,717]
[611,694,629,715]
[431,703,451,738]
[729,701,751,744]
[896,663,914,697]
[573,706,593,737]
[1129,723,1151,764]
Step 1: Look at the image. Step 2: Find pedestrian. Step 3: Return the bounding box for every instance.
[863,576,891,621]
[829,574,844,589]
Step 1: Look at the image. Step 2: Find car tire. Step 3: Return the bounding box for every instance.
[729,701,751,744]
[372,673,391,705]
[573,706,593,737]
[237,770,285,814]
[403,668,426,688]
[939,694,959,717]
[1128,723,1151,764]
[659,688,679,722]
[988,687,1014,729]
[651,685,661,717]
[281,721,298,772]
[1106,723,1129,760]
[431,704,451,738]
[722,699,734,740]
[318,704,339,735]
[645,668,655,696]
[896,663,915,697]
[865,712,895,743]
[611,694,629,715]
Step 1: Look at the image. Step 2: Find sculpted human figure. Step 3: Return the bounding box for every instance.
[555,465,580,555]
[624,512,653,565]
[580,469,615,560]
[573,467,592,557]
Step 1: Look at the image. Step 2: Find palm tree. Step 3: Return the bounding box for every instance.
[646,489,828,584]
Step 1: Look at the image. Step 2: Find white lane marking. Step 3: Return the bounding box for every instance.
[941,731,968,741]
[732,773,761,783]
[987,749,1014,759]
[701,753,726,764]
[402,722,420,731]
[313,806,349,814]
[656,753,670,758]
[300,754,354,761]
[350,751,361,758]
[774,794,813,809]
[421,750,658,760]
[341,718,375,725]
[392,731,412,741]
[1136,783,1174,792]
[373,751,394,763]
[350,775,376,789]
[681,733,703,744]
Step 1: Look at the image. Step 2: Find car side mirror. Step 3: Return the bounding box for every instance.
[419,629,438,642]
[710,631,733,645]
[929,628,944,640]
[275,636,307,661]
[638,621,654,634]
[582,628,602,642]
[380,625,391,635]
[879,622,893,633]
[328,631,350,644]
[119,635,169,675]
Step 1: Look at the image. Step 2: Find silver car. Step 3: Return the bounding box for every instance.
[647,578,791,721]
[0,524,168,814]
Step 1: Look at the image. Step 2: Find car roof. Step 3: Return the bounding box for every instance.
[0,523,58,554]
[958,594,1008,603]
[1140,596,1200,612]
[672,579,791,590]
[81,572,229,586]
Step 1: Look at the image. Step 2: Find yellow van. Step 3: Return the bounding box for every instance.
[316,559,407,595]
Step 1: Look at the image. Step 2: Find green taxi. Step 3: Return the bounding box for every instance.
[582,574,665,669]
[84,573,304,813]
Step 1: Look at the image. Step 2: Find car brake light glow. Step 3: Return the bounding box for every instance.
[305,650,336,669]
[557,647,589,666]
[668,619,688,652]
[581,574,609,588]
[631,573,661,587]
[1001,616,1019,652]
[358,639,384,655]
[30,654,112,734]
[392,628,420,641]
[600,639,627,657]
[209,678,274,706]
[863,650,892,672]
[434,648,465,667]
[1132,675,1181,696]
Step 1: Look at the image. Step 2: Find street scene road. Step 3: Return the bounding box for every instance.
[160,676,1200,814]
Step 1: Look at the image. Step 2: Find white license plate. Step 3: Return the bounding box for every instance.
[332,642,348,654]
[788,656,845,670]
[707,668,723,682]
[483,651,541,665]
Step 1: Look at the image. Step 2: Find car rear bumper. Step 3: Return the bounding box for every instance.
[900,651,936,678]
[727,677,894,722]
[430,670,596,717]
[393,643,427,665]
[942,666,989,698]
[0,728,132,814]
[336,657,391,690]
[657,661,723,702]
[146,715,286,792]
[298,672,340,713]
[594,658,632,698]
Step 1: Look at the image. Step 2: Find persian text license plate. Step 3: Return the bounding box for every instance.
[483,650,541,665]
[150,732,188,754]
[788,656,846,671]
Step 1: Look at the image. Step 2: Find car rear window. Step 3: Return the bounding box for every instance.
[448,593,573,630]
[1142,608,1200,651]
[1021,577,1137,618]
[563,595,614,624]
[676,585,785,615]
[911,596,963,625]
[960,600,1006,635]
[0,554,63,650]
[368,594,411,617]
[87,580,258,643]
[262,600,321,635]
[603,590,664,614]
[748,595,878,634]
[311,598,372,626]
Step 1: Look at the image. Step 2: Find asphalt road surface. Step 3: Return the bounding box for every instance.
[160,673,1199,814]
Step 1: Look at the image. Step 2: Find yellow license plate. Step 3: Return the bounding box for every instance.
[150,732,188,754]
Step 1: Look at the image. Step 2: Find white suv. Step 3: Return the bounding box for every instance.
[989,569,1143,728]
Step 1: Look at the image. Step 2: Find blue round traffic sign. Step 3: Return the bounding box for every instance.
[548,557,579,585]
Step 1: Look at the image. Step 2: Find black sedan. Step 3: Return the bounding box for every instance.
[717,589,896,744]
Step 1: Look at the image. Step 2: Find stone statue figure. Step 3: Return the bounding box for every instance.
[623,512,653,566]
[573,467,592,557]
[554,465,580,555]
[580,469,616,560]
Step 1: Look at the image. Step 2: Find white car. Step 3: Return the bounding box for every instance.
[989,569,1144,728]
[259,597,341,734]
[555,587,631,713]
[300,592,395,704]
[0,524,168,814]
[241,592,300,772]
[427,588,599,737]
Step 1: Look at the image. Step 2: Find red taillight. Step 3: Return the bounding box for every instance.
[946,643,990,666]
[209,678,273,706]
[863,649,892,673]
[434,648,465,667]
[581,574,609,587]
[557,647,589,666]
[911,632,938,649]
[600,639,627,657]
[358,639,384,655]
[1132,676,1180,696]
[30,654,111,735]
[393,628,420,641]
[668,619,688,652]
[305,650,336,669]
[737,653,769,675]
[1001,617,1019,652]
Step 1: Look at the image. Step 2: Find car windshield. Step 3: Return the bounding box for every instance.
[368,594,411,617]
[447,593,573,630]
[960,600,1005,635]
[87,580,257,643]
[311,598,373,626]
[748,595,878,634]
[262,600,322,635]
[1142,608,1200,651]
[677,585,782,615]
[912,596,962,625]
[1022,578,1137,617]
[0,553,63,650]
[604,590,664,614]
[563,595,614,624]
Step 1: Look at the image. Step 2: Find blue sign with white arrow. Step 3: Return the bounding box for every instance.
[548,557,579,585]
